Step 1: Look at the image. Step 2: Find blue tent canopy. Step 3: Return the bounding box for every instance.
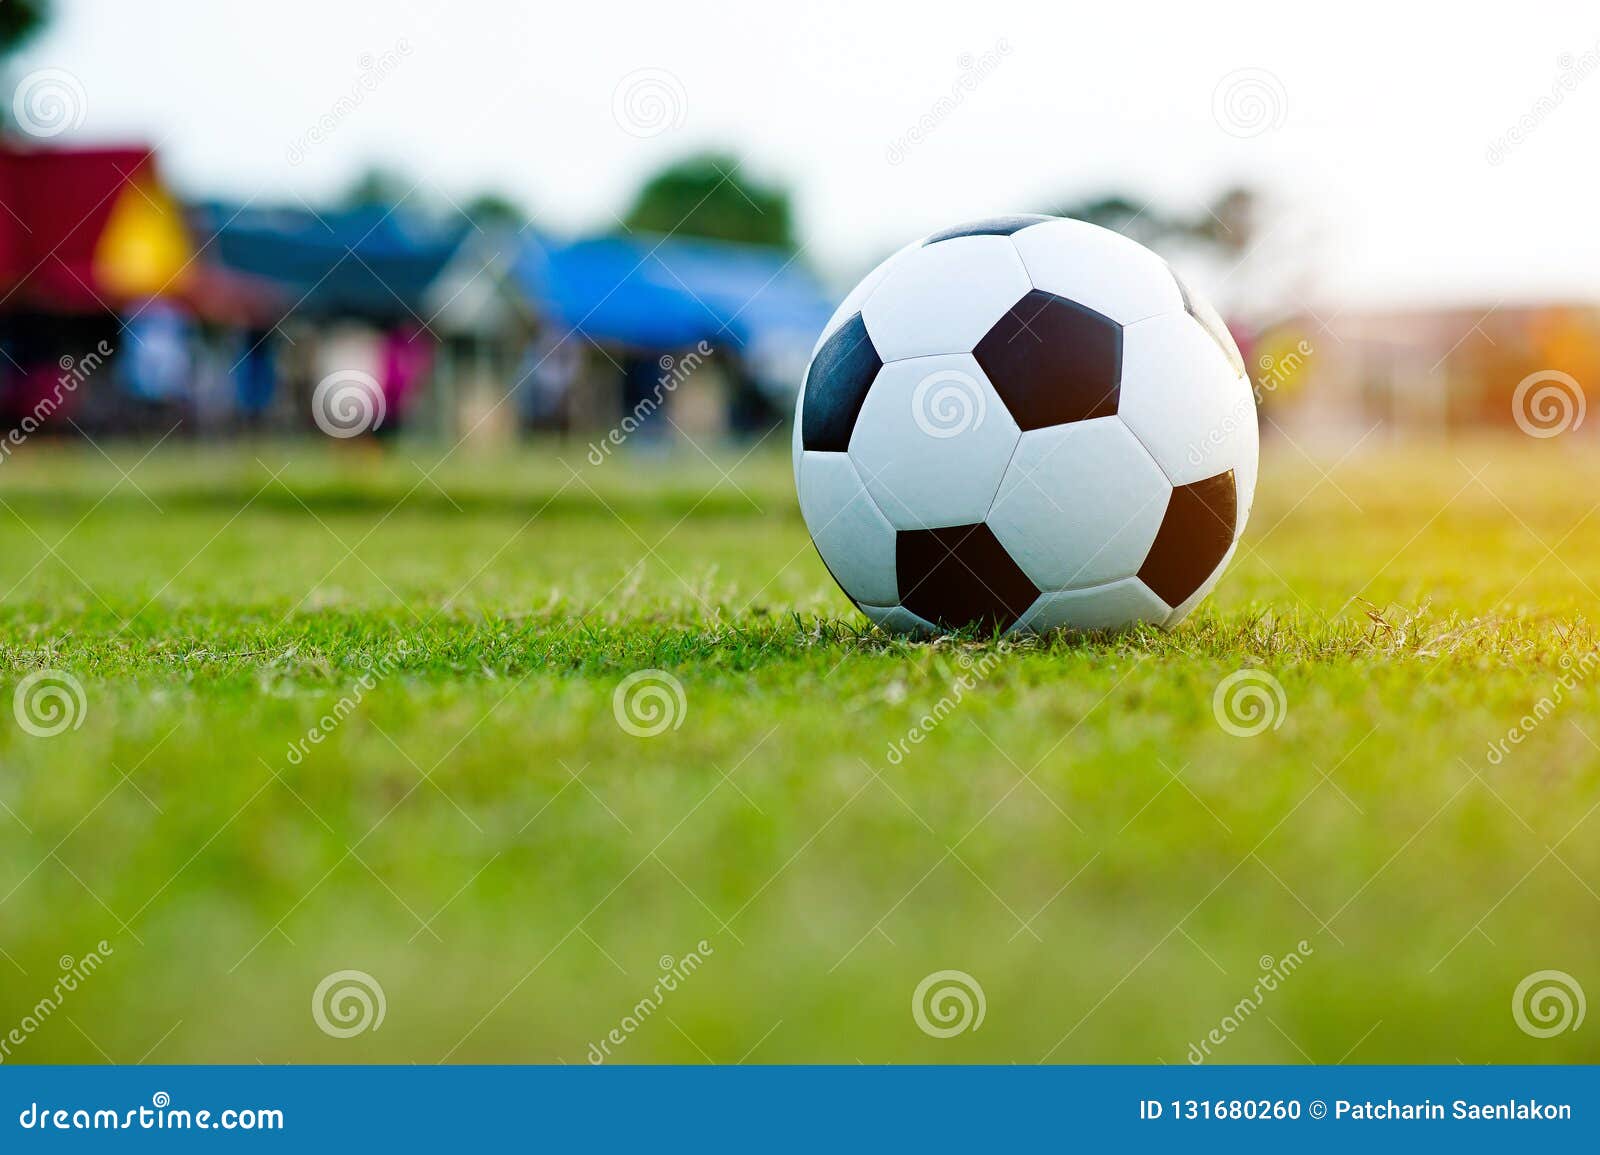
[191,202,469,324]
[512,234,834,364]
[192,204,837,394]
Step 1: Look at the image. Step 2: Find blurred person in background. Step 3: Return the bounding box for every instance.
[517,330,580,438]
[311,322,381,440]
[230,330,277,433]
[724,353,783,441]
[619,352,671,451]
[116,301,193,437]
[376,322,434,440]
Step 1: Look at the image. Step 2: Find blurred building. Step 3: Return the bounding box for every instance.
[1256,304,1600,443]
[0,143,277,437]
[507,232,832,442]
[0,137,836,450]
[191,200,470,436]
[190,204,834,444]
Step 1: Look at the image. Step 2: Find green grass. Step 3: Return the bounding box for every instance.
[1,435,1598,1064]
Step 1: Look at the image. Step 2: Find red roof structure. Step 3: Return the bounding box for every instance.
[0,143,278,323]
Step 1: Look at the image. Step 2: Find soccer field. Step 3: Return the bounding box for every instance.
[1,435,1597,1064]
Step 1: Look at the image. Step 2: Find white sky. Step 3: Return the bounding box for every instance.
[17,0,1600,313]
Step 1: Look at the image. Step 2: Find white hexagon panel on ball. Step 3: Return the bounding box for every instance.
[987,416,1172,591]
[858,235,1031,360]
[1009,217,1185,327]
[795,450,899,607]
[847,354,1020,530]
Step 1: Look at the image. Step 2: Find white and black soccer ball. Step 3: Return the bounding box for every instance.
[794,214,1257,635]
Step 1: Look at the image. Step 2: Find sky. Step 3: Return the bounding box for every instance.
[14,0,1600,314]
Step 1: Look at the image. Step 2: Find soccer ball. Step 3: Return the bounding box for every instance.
[793,214,1257,635]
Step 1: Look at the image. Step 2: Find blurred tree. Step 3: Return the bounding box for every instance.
[0,0,49,59]
[0,0,51,134]
[340,172,531,232]
[1050,193,1172,248]
[462,192,528,230]
[1187,186,1257,257]
[620,153,796,249]
[341,165,415,211]
[1051,186,1258,258]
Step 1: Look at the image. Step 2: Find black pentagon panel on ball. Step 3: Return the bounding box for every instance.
[896,523,1039,633]
[973,289,1122,430]
[801,313,882,452]
[1137,470,1237,606]
[921,214,1057,245]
